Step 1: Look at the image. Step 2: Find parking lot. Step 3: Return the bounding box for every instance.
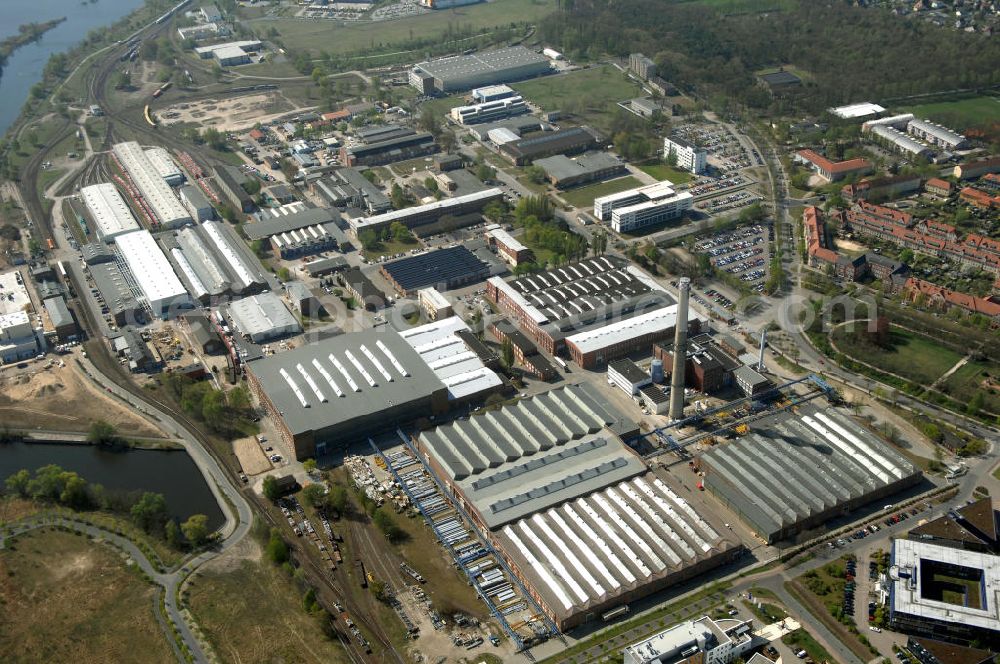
[694,223,772,292]
[697,189,763,215]
[672,124,759,173]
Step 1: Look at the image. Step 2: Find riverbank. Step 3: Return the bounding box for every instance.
[1,430,183,451]
[0,19,67,76]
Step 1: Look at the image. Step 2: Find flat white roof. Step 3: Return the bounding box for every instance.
[81,183,140,242]
[115,230,189,311]
[113,142,191,228]
[566,304,705,354]
[350,188,503,232]
[214,45,249,61]
[829,102,885,119]
[397,316,502,401]
[612,191,693,217]
[193,40,261,55]
[594,180,677,208]
[893,538,1000,632]
[0,310,31,331]
[144,147,183,182]
[418,287,451,311]
[486,227,528,253]
[0,270,34,316]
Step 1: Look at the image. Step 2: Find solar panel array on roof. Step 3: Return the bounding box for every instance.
[380,245,490,294]
[702,408,921,543]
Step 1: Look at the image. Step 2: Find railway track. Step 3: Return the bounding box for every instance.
[15,15,412,662]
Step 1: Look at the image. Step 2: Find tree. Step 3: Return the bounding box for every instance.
[165,519,183,549]
[372,508,408,543]
[301,483,327,507]
[418,107,441,135]
[242,178,261,196]
[181,514,210,547]
[476,163,496,183]
[262,475,281,501]
[302,458,318,473]
[358,229,379,251]
[390,183,409,210]
[277,267,292,282]
[60,474,90,509]
[4,469,30,497]
[967,391,985,417]
[131,492,169,533]
[501,337,515,369]
[525,165,547,184]
[390,221,413,243]
[327,484,349,515]
[266,527,290,564]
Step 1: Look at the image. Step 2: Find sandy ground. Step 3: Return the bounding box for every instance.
[157,93,306,132]
[233,437,272,475]
[835,237,868,253]
[0,359,163,437]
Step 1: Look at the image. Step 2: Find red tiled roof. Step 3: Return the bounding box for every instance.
[925,177,952,192]
[905,277,1000,317]
[804,206,839,263]
[321,109,352,122]
[796,149,872,175]
[960,186,1000,209]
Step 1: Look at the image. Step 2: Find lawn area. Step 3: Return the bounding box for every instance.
[638,161,694,184]
[831,325,964,387]
[362,236,422,260]
[742,600,787,624]
[395,511,486,617]
[782,629,835,663]
[798,557,852,618]
[187,553,348,663]
[940,360,1000,416]
[512,65,644,132]
[254,0,557,56]
[559,175,643,208]
[904,95,1000,132]
[0,529,174,664]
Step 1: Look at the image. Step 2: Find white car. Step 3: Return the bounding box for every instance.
[869,626,882,633]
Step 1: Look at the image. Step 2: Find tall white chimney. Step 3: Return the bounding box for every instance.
[758,329,767,372]
[669,278,691,420]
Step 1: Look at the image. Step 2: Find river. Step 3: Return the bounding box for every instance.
[0,441,225,528]
[0,0,146,138]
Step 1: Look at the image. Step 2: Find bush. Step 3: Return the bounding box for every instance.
[266,528,289,564]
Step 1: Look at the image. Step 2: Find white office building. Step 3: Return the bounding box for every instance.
[417,287,452,321]
[0,311,40,363]
[663,136,707,174]
[470,84,517,103]
[594,181,693,233]
[623,616,756,664]
[81,183,141,243]
[115,230,192,318]
[450,96,527,125]
[112,142,192,229]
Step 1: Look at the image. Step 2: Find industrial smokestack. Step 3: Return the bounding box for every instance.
[669,277,690,420]
[758,329,767,372]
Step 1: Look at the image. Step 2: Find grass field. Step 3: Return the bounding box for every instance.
[941,360,1000,417]
[560,175,643,208]
[782,629,835,663]
[638,161,694,184]
[362,236,421,260]
[904,95,1000,131]
[187,553,348,663]
[252,0,557,56]
[0,529,174,664]
[832,326,964,387]
[513,65,644,132]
